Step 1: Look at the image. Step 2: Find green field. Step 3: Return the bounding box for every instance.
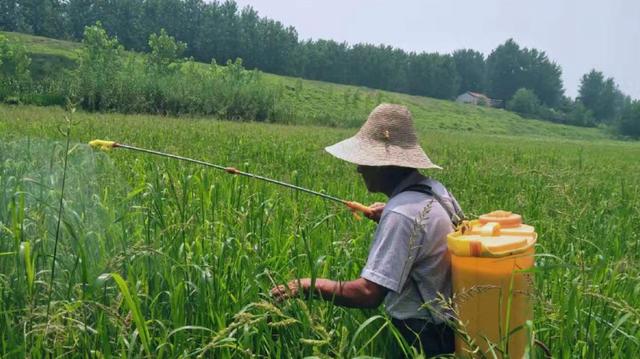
[2,31,613,141]
[1,104,639,357]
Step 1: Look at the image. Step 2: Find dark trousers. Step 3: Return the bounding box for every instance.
[391,318,455,358]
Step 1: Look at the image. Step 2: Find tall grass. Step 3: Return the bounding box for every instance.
[0,104,639,357]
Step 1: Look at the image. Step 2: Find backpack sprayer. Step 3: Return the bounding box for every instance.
[88,140,374,219]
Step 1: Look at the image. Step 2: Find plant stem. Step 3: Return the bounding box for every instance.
[46,116,72,320]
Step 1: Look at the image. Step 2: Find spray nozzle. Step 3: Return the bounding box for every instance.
[89,140,117,151]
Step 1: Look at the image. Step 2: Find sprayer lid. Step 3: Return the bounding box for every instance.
[447,210,536,257]
[478,210,522,227]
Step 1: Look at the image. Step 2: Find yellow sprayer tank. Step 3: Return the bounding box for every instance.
[447,210,536,358]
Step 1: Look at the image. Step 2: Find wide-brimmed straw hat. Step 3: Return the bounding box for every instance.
[325,103,441,169]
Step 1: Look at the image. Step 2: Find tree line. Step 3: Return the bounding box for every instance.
[1,0,638,136]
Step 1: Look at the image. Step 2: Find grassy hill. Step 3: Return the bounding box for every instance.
[2,31,612,141]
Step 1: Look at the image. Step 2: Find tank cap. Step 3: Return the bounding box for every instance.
[479,222,500,236]
[479,210,522,228]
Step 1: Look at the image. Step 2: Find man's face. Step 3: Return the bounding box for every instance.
[356,165,384,193]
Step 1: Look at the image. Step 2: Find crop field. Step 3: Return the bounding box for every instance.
[1,104,639,358]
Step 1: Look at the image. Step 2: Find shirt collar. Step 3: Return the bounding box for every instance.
[390,171,427,198]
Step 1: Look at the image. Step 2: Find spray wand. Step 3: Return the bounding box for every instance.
[89,140,374,218]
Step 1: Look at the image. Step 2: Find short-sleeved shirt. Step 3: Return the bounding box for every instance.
[360,171,463,322]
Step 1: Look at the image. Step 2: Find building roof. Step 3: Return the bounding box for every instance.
[467,91,491,100]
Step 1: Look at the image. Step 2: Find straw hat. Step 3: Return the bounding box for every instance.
[325,103,441,169]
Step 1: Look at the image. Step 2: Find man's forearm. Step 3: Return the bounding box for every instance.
[305,278,385,308]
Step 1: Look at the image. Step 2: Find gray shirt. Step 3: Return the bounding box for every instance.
[360,172,463,322]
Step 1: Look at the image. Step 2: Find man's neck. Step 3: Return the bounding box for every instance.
[382,170,417,198]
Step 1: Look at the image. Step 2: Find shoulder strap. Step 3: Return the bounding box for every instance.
[400,184,463,227]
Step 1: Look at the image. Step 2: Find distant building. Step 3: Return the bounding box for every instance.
[456,91,503,108]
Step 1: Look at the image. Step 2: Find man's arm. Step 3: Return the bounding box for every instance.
[270,202,389,308]
[271,277,387,309]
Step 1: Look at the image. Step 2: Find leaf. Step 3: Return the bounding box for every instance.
[21,242,35,294]
[110,273,152,356]
[168,326,215,337]
[351,315,385,348]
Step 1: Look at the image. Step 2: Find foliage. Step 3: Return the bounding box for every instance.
[506,88,540,115]
[1,0,64,36]
[618,100,640,138]
[565,101,596,127]
[486,39,563,107]
[147,28,187,74]
[1,104,639,357]
[506,89,597,128]
[74,22,124,110]
[0,0,20,32]
[453,49,485,93]
[407,52,460,100]
[0,33,31,100]
[69,23,280,120]
[578,69,628,123]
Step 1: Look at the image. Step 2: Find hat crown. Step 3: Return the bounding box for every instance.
[356,103,418,147]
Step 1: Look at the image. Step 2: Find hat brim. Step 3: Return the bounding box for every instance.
[325,136,442,169]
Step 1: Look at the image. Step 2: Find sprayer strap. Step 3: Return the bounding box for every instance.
[400,184,463,227]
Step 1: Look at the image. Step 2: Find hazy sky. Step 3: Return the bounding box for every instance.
[233,0,639,99]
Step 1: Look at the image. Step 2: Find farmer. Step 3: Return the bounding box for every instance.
[271,103,463,357]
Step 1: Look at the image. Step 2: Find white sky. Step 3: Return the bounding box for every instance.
[233,0,640,100]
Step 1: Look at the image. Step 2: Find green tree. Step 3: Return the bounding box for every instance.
[300,39,349,83]
[618,100,640,138]
[0,34,31,99]
[139,0,190,51]
[407,52,460,99]
[66,0,100,39]
[236,5,260,68]
[521,48,563,107]
[17,0,65,36]
[97,0,146,51]
[486,39,564,107]
[346,43,378,86]
[254,19,298,74]
[0,0,20,31]
[147,29,187,74]
[192,1,224,63]
[453,49,485,93]
[506,88,540,115]
[566,101,596,127]
[486,39,523,102]
[216,0,240,62]
[577,70,626,123]
[75,22,124,110]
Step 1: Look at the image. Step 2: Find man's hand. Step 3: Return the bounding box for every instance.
[365,202,385,223]
[271,278,310,301]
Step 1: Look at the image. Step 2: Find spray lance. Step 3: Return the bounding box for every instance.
[88,140,374,219]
